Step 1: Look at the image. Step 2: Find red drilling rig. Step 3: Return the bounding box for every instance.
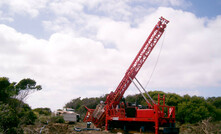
[84,17,179,134]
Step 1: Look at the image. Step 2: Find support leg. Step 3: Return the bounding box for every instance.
[155,122,159,134]
[105,118,108,131]
[155,105,159,134]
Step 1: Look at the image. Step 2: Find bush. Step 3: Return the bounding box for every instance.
[8,99,37,125]
[51,116,65,123]
[0,103,19,133]
[38,115,51,124]
[214,108,221,121]
[33,108,52,116]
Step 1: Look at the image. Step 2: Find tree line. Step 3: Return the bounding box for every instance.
[65,91,221,124]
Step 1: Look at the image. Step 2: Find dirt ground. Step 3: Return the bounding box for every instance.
[23,122,151,134]
[23,122,117,134]
[24,122,112,134]
[23,120,221,134]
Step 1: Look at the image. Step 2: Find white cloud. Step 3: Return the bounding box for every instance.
[0,0,191,20]
[0,5,221,111]
[147,0,191,7]
[0,0,49,17]
[134,8,221,90]
[42,17,72,33]
[49,0,83,16]
[0,24,125,110]
[43,0,191,36]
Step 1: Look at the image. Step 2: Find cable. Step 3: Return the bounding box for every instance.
[145,30,167,89]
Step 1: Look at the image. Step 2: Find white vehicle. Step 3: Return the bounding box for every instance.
[56,108,80,122]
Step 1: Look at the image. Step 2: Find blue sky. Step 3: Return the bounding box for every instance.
[0,0,220,110]
[189,0,221,17]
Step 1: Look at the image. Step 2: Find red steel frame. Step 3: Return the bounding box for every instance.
[83,106,94,122]
[105,95,175,134]
[85,17,173,134]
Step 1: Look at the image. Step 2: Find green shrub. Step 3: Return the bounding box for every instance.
[177,100,215,124]
[51,116,65,123]
[0,103,19,133]
[214,108,221,121]
[37,115,50,124]
[33,108,52,116]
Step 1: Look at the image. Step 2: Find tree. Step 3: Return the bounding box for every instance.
[15,78,42,101]
[166,93,182,107]
[177,96,216,124]
[0,77,16,102]
[0,77,42,102]
[0,77,41,133]
[207,97,221,109]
